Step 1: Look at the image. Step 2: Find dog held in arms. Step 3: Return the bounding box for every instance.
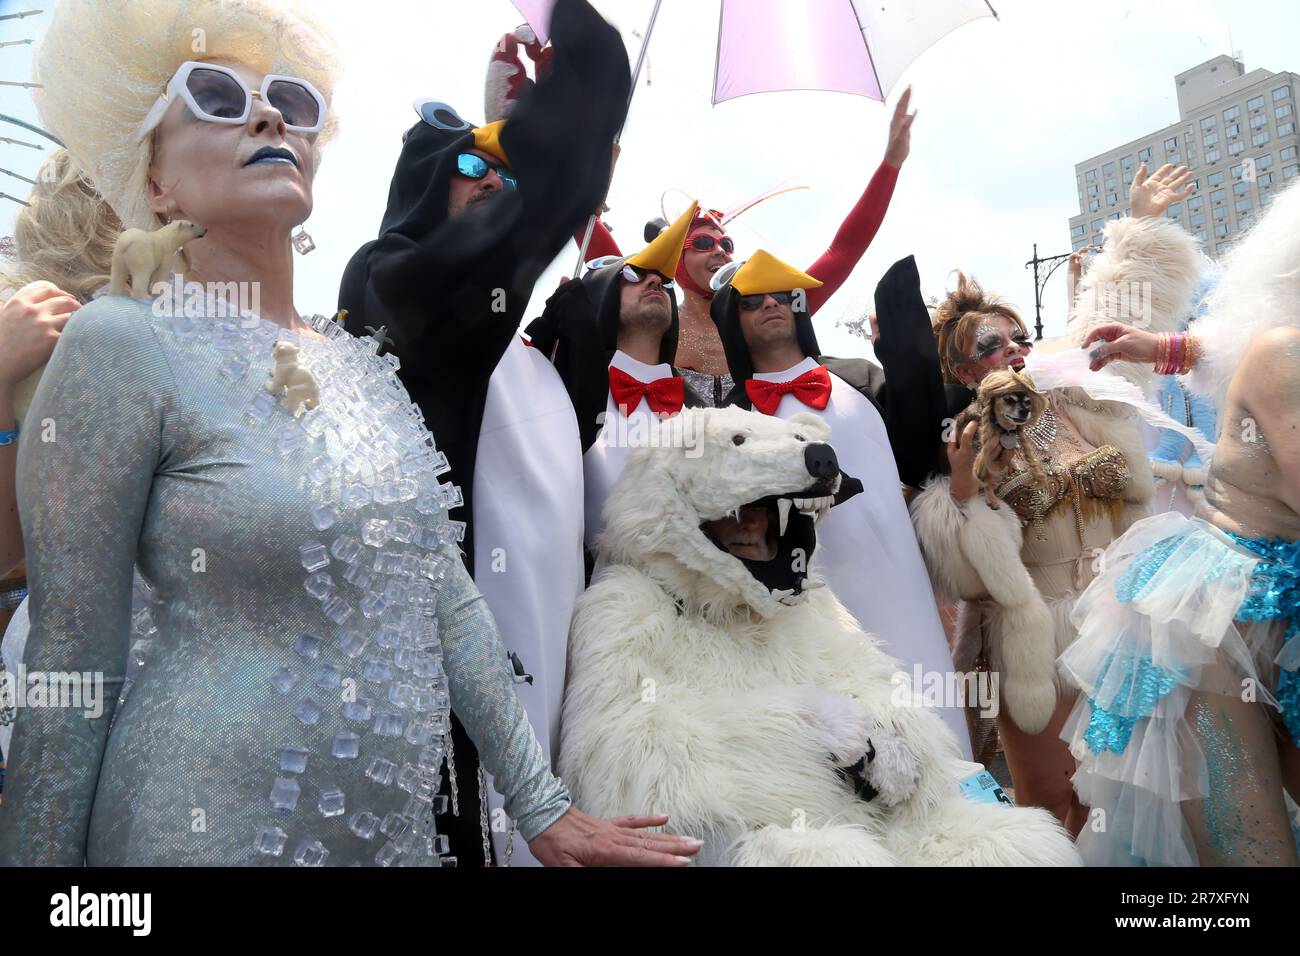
[952,368,1048,509]
[559,406,1079,866]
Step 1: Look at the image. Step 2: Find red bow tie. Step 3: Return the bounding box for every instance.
[609,366,685,416]
[745,365,832,416]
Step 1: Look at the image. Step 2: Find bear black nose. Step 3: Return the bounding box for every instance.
[804,442,839,480]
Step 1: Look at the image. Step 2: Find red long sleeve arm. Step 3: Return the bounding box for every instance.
[805,160,900,316]
[573,216,622,260]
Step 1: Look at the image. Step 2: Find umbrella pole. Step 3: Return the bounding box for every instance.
[572,0,663,277]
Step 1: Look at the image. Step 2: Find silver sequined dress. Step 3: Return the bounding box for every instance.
[0,294,570,866]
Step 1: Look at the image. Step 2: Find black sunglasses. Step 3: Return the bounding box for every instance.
[738,291,794,311]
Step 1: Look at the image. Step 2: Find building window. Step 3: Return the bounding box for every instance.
[1090,219,1104,232]
[1235,197,1252,214]
[1233,180,1249,195]
[1214,223,1228,237]
[1122,170,1134,185]
[1190,211,1206,227]
[1071,236,1090,251]
[1138,147,1152,162]
[1257,172,1273,187]
[1085,168,1097,182]
[1200,115,1216,130]
[1165,202,1182,218]
[1165,137,1177,151]
[1226,123,1240,137]
[1195,230,1208,241]
[1261,190,1275,205]
[1213,205,1228,220]
[1071,223,1085,238]
[1087,183,1098,195]
[1120,154,1134,168]
[1106,192,1117,205]
[1109,212,1122,221]
[1252,131,1270,147]
[1248,95,1266,111]
[1168,152,1181,163]
[1102,161,1116,175]
[1188,195,1204,210]
[1104,177,1116,191]
[1089,198,1100,211]
[1224,105,1240,121]
[1281,146,1298,161]
[1257,153,1274,170]
[1203,132,1219,147]
[1228,142,1244,155]
[1231,163,1244,178]
[1250,113,1268,129]
[1279,122,1295,136]
[1277,103,1293,119]
[1211,187,1226,202]
[1273,85,1291,102]
[1208,170,1225,186]
[1205,149,1220,163]
[1283,163,1300,179]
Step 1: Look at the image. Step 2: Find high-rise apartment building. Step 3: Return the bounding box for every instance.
[1069,56,1298,258]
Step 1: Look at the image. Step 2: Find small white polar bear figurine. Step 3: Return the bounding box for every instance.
[560,405,1081,866]
[266,340,320,416]
[109,219,207,299]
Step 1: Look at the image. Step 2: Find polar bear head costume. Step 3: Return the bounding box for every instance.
[564,405,1082,866]
[596,405,854,621]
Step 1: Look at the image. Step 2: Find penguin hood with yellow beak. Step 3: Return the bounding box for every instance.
[709,249,824,384]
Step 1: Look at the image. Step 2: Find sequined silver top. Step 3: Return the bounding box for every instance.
[0,295,570,866]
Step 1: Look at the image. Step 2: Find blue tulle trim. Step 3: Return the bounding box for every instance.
[1091,529,1300,753]
[1083,652,1186,755]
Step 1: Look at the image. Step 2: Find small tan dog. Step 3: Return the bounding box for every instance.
[266,340,320,416]
[109,219,207,298]
[954,368,1047,509]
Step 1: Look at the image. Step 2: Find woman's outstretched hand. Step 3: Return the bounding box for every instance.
[528,808,702,866]
[884,86,916,169]
[1129,162,1195,219]
[1081,323,1160,371]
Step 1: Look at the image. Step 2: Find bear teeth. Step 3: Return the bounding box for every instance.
[777,498,793,536]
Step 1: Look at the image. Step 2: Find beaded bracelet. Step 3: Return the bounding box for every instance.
[1153,332,1201,375]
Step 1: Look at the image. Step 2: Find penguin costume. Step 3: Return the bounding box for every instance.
[527,202,710,553]
[337,0,631,866]
[711,251,972,757]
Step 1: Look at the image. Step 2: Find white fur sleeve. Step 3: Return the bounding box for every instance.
[908,475,1024,601]
[1067,215,1205,397]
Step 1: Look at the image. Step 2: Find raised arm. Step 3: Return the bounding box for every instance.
[805,88,914,315]
[0,300,164,865]
[339,0,629,363]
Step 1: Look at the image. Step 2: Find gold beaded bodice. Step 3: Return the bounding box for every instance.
[995,404,1131,540]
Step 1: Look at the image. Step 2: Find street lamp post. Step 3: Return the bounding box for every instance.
[1024,242,1074,341]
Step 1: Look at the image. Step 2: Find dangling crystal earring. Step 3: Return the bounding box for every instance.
[291,226,316,255]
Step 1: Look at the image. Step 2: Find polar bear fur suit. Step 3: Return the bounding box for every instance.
[559,406,1080,866]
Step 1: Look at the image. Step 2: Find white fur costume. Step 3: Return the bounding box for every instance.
[560,406,1079,866]
[907,217,1196,733]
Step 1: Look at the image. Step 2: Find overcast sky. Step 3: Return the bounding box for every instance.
[1,0,1297,358]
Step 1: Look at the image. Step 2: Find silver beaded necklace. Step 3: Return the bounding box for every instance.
[1023,405,1059,450]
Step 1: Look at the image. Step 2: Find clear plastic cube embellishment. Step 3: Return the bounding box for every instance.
[293,840,329,867]
[269,776,301,811]
[318,788,346,818]
[253,825,288,857]
[279,746,310,774]
[331,731,361,759]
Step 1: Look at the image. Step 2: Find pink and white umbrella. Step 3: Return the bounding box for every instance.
[512,0,998,104]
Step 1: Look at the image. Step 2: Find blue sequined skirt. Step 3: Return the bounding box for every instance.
[1057,511,1300,866]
